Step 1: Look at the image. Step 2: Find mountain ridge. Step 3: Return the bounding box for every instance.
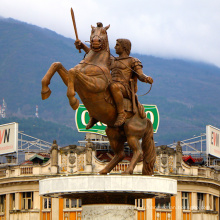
[0,17,219,145]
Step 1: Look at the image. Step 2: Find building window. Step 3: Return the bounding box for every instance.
[10,193,15,210]
[182,192,190,210]
[65,199,82,209]
[209,194,213,210]
[0,195,5,213]
[44,198,51,209]
[213,196,217,211]
[136,199,144,209]
[71,199,77,208]
[22,192,33,209]
[78,199,82,208]
[65,199,70,208]
[197,193,204,210]
[155,197,171,209]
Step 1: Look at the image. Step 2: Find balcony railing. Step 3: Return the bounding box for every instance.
[112,163,129,172]
[20,167,33,175]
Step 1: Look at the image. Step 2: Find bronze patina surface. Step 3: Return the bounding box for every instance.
[41,12,156,175]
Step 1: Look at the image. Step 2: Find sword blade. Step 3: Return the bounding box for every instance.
[71,8,81,53]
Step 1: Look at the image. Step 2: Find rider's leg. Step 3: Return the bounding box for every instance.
[109,83,127,126]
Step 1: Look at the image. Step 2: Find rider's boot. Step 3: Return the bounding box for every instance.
[109,83,127,127]
[114,111,127,127]
[86,117,98,129]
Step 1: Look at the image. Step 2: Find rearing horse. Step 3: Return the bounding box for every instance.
[41,23,156,175]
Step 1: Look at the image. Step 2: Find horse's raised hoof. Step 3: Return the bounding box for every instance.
[69,98,79,110]
[41,88,52,100]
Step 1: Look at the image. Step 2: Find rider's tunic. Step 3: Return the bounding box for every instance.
[110,56,148,99]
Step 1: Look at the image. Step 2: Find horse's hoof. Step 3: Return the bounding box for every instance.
[98,172,107,175]
[41,88,51,100]
[70,98,79,110]
[99,169,108,175]
[121,170,133,175]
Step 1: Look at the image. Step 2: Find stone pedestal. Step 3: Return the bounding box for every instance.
[39,175,177,220]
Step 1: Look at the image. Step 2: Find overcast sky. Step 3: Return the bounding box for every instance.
[0,0,220,67]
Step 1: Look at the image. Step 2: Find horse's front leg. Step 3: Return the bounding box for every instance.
[122,136,142,175]
[67,68,79,110]
[99,127,126,174]
[41,62,68,100]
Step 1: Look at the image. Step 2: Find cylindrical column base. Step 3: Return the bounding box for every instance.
[82,204,135,220]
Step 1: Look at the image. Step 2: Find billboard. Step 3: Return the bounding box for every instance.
[206,125,220,158]
[75,104,159,135]
[0,122,18,155]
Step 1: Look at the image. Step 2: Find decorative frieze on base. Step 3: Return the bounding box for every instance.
[82,204,135,220]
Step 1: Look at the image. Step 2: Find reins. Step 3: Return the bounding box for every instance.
[137,84,152,96]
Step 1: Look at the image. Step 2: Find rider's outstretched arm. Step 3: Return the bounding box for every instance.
[74,40,91,54]
[135,68,153,84]
[132,58,153,84]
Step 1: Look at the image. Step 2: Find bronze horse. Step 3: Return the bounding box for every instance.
[41,23,156,175]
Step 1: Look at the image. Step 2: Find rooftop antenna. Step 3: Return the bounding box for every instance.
[1,98,6,118]
[35,105,39,118]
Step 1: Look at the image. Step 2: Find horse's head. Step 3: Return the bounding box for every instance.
[90,22,110,52]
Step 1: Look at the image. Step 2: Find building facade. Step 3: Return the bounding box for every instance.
[0,139,219,220]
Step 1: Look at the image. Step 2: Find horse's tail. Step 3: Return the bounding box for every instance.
[142,118,156,175]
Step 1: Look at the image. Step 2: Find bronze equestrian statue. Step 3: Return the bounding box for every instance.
[41,22,156,175]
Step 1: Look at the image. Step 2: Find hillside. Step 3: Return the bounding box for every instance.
[0,116,82,146]
[0,17,220,145]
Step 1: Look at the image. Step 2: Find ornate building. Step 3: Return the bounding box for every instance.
[0,138,219,220]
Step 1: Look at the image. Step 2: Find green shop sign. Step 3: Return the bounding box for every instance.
[75,104,159,135]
